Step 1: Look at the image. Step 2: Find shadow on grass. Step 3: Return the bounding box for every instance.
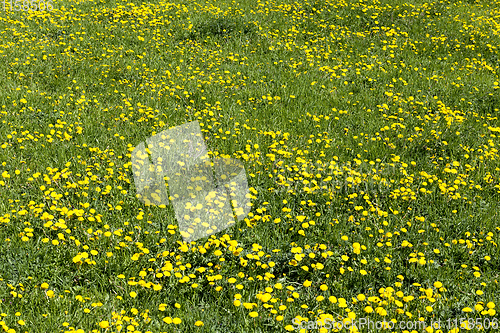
[178,17,256,42]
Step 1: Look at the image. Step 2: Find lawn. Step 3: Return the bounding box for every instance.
[0,0,499,331]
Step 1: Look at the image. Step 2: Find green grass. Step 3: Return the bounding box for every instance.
[0,0,500,331]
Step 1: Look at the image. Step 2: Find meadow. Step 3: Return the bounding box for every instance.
[0,0,499,331]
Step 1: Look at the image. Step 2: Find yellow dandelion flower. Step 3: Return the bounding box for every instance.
[99,321,110,329]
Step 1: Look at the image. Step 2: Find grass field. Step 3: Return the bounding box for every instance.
[0,0,500,331]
